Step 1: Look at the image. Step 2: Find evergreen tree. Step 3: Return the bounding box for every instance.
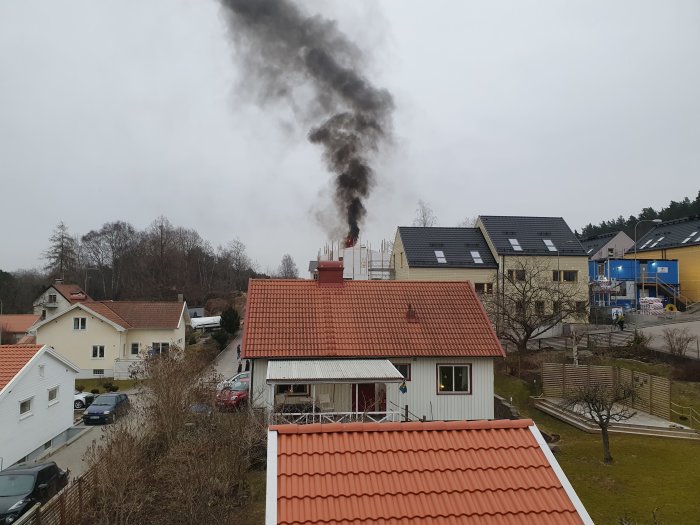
[43,221,78,278]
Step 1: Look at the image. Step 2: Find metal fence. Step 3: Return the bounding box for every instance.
[15,468,95,525]
[542,363,670,420]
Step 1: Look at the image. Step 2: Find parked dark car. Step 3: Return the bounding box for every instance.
[0,461,68,524]
[82,393,130,424]
[215,378,250,411]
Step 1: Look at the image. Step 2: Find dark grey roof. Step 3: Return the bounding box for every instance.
[578,231,619,257]
[397,227,498,268]
[478,216,586,256]
[308,260,318,273]
[633,215,700,253]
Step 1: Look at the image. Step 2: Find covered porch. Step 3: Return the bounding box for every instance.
[266,359,404,424]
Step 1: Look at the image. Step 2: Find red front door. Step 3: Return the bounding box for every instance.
[352,383,376,412]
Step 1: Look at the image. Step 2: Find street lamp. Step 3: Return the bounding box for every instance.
[633,219,663,310]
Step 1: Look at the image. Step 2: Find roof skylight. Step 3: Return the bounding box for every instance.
[682,232,698,244]
[435,250,447,264]
[508,238,523,252]
[470,251,483,264]
[649,236,665,248]
[542,239,557,252]
[640,239,653,249]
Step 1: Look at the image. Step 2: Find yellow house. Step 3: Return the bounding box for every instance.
[476,215,590,337]
[391,226,498,292]
[32,301,189,379]
[625,216,700,305]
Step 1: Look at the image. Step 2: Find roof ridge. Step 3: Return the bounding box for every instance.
[279,464,555,478]
[272,419,534,434]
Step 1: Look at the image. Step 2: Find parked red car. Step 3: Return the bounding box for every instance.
[215,378,250,411]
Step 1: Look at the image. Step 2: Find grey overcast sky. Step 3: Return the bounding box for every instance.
[1,0,699,274]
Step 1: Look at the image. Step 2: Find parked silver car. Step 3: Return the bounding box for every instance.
[73,390,95,410]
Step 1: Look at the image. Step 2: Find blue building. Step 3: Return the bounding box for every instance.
[589,258,680,309]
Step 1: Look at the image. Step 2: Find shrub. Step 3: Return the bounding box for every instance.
[220,307,241,335]
[110,385,119,392]
[188,332,198,345]
[211,329,229,350]
[102,381,114,392]
[76,385,85,392]
[626,330,653,353]
[90,388,100,395]
[662,327,698,357]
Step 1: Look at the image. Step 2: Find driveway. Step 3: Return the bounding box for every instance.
[213,331,244,379]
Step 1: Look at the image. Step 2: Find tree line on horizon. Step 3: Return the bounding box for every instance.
[0,216,299,314]
[579,190,700,239]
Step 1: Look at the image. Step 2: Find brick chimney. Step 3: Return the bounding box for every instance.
[317,261,344,287]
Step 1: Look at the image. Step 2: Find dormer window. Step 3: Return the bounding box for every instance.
[508,239,523,252]
[542,239,557,252]
[435,250,447,263]
[470,251,483,264]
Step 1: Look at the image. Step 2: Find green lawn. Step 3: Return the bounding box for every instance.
[241,470,266,525]
[496,372,700,524]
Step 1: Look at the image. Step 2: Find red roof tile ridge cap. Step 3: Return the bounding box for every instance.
[271,419,534,434]
[0,344,43,350]
[280,464,559,479]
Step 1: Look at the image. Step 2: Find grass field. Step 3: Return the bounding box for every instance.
[496,372,700,524]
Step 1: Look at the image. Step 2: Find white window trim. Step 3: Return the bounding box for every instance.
[91,344,106,359]
[73,317,87,331]
[19,397,34,420]
[48,385,60,406]
[436,364,472,395]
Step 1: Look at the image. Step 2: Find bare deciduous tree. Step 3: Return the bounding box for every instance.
[561,381,636,464]
[277,253,299,278]
[457,215,478,227]
[661,327,698,357]
[482,257,588,353]
[412,199,438,227]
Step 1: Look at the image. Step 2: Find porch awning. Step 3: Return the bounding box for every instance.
[266,359,405,384]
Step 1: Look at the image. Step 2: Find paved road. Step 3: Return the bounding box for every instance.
[637,319,700,359]
[213,331,244,379]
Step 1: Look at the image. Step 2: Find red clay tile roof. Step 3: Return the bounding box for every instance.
[0,314,40,333]
[81,301,185,329]
[243,279,504,359]
[271,419,588,525]
[0,344,42,390]
[53,283,91,303]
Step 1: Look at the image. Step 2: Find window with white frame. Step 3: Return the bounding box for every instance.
[73,317,87,330]
[20,397,33,416]
[48,386,59,403]
[275,384,310,396]
[131,343,139,356]
[437,365,471,394]
[48,293,57,303]
[93,369,105,375]
[92,345,105,358]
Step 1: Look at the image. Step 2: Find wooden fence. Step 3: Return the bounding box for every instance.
[542,363,670,420]
[16,468,95,525]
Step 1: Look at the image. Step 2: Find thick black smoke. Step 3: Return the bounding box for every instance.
[220,0,393,243]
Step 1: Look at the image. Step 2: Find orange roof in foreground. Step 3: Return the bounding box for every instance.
[0,344,42,390]
[271,419,589,525]
[243,280,504,359]
[0,314,40,333]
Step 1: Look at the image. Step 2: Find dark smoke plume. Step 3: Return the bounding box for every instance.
[220,0,393,243]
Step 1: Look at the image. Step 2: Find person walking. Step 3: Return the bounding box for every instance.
[236,344,241,361]
[617,312,625,331]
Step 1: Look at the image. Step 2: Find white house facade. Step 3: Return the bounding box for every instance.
[0,344,80,469]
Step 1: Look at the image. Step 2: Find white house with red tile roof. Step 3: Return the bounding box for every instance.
[32,282,92,321]
[0,344,80,469]
[31,301,189,379]
[266,419,593,524]
[243,262,505,422]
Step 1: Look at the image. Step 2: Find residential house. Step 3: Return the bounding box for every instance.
[626,215,700,306]
[476,215,590,336]
[0,344,80,469]
[391,226,498,295]
[579,230,634,261]
[0,314,39,344]
[266,419,593,524]
[243,261,505,423]
[33,281,91,321]
[32,301,189,379]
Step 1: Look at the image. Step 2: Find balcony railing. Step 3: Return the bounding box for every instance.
[271,410,400,425]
